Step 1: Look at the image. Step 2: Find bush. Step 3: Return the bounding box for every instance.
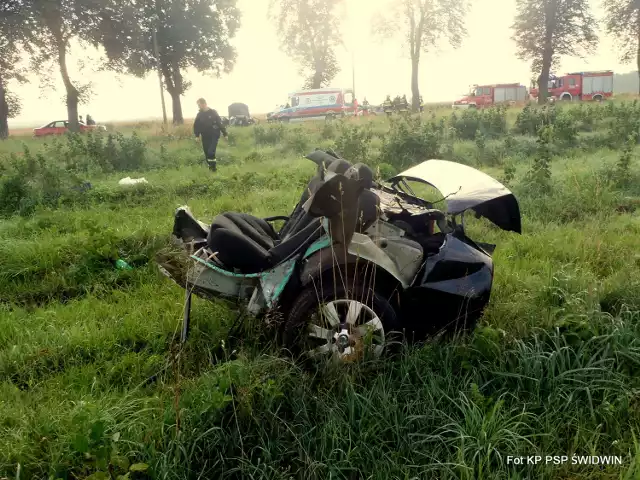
[43,131,148,173]
[606,101,640,148]
[321,122,336,140]
[449,106,507,140]
[522,124,553,193]
[333,122,373,163]
[0,148,86,217]
[513,104,557,135]
[253,124,286,146]
[378,116,441,171]
[284,127,310,154]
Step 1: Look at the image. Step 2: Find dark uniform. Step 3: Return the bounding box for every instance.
[193,107,227,171]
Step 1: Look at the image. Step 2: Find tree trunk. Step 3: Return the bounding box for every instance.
[171,65,185,124]
[538,47,553,105]
[539,0,555,105]
[160,67,184,125]
[0,73,9,140]
[411,56,420,111]
[312,69,322,89]
[168,88,183,125]
[58,42,80,131]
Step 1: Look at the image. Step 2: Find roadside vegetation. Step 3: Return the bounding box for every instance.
[1,101,639,479]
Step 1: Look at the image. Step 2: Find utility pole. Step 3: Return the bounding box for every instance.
[352,49,355,99]
[152,25,168,125]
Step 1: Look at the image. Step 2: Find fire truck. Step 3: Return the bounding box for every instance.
[529,71,614,102]
[452,83,528,109]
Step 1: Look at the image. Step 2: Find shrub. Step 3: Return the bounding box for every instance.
[606,101,640,148]
[333,122,373,163]
[378,116,441,171]
[0,148,86,218]
[513,104,557,135]
[449,106,507,140]
[284,127,310,154]
[110,132,147,171]
[253,124,286,146]
[321,122,336,140]
[43,131,148,173]
[449,109,480,140]
[523,124,553,193]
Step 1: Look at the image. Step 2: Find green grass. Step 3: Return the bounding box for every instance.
[1,103,639,479]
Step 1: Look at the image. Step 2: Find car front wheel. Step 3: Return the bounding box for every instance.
[282,279,401,364]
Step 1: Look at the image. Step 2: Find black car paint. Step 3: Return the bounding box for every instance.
[400,228,494,336]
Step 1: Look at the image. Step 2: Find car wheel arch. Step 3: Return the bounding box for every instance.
[299,248,403,307]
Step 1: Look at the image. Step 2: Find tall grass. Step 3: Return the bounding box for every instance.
[0,100,639,479]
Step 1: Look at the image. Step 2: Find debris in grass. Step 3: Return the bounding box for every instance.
[118,177,148,186]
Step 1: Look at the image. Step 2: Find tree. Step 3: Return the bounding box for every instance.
[0,0,32,139]
[100,0,240,124]
[23,0,115,132]
[373,0,468,111]
[269,0,343,89]
[603,0,640,94]
[512,0,598,104]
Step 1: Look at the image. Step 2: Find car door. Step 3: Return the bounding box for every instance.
[52,121,67,135]
[37,122,55,136]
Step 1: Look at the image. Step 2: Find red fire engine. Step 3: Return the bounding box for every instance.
[529,71,614,102]
[452,83,528,109]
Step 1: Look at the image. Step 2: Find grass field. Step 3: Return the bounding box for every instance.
[1,102,640,479]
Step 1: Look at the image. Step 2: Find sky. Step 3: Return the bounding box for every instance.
[8,0,627,127]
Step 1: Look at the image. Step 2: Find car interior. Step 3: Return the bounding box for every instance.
[172,150,450,275]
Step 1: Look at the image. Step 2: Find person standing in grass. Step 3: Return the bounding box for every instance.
[194,97,227,172]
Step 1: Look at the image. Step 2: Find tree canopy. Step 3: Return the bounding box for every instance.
[100,0,240,124]
[603,0,640,93]
[269,0,344,89]
[0,0,34,138]
[512,0,598,103]
[373,0,468,110]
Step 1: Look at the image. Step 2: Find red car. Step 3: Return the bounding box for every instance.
[33,120,106,137]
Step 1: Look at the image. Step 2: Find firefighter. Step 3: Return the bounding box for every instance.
[361,97,370,116]
[193,97,228,172]
[419,96,424,112]
[383,95,393,116]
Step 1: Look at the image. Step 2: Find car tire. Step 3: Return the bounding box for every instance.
[282,277,403,364]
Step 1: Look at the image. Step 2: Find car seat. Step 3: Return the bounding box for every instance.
[205,159,380,273]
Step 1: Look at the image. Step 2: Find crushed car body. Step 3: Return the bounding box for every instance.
[158,150,521,362]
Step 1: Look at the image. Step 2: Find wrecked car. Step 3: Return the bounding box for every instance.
[158,150,521,363]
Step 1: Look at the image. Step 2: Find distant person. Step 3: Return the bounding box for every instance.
[383,95,393,116]
[285,102,291,109]
[86,114,95,125]
[78,115,83,123]
[193,97,228,172]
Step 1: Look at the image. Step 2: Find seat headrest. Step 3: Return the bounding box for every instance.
[344,163,374,189]
[326,159,351,174]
